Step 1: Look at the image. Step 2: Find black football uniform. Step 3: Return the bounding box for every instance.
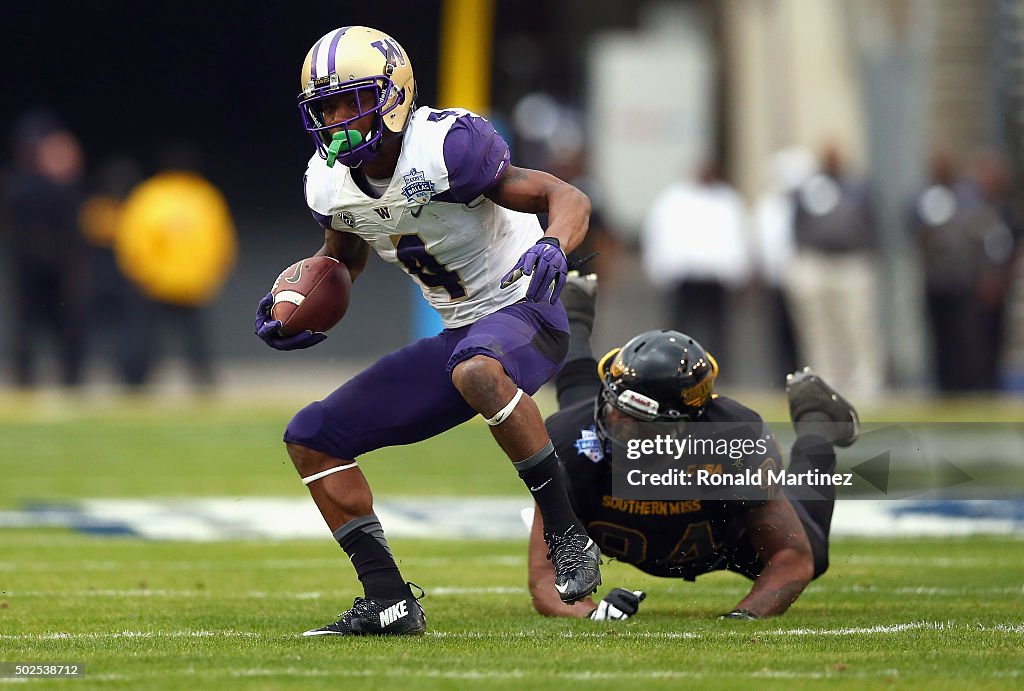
[546,361,833,582]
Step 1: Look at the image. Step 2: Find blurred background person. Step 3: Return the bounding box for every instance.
[969,150,1019,390]
[785,141,881,401]
[544,147,623,287]
[752,147,815,383]
[0,110,89,389]
[1002,245,1024,393]
[641,160,751,362]
[78,155,147,387]
[911,151,991,392]
[113,145,237,392]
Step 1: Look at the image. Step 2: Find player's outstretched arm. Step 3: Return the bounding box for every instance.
[316,228,370,282]
[485,165,591,254]
[726,495,815,619]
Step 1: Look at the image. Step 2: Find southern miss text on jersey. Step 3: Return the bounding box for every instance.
[303,106,543,328]
[546,395,784,581]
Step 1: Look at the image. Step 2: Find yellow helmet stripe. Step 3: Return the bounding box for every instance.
[597,348,621,379]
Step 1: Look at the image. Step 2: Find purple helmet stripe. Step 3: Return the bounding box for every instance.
[326,26,351,75]
[310,35,326,79]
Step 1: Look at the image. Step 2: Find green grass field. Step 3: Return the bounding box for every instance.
[1,395,1022,689]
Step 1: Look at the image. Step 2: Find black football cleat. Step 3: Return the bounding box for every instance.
[545,525,602,604]
[786,367,860,447]
[302,585,426,637]
[561,271,598,330]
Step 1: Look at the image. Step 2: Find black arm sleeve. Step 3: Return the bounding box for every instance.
[556,358,602,410]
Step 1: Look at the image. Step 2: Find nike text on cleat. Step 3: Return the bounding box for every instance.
[545,527,602,604]
[302,585,426,637]
[786,368,860,447]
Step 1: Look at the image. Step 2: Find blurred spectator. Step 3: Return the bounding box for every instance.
[113,145,237,391]
[785,142,881,400]
[641,161,751,356]
[78,155,146,385]
[911,151,1016,392]
[752,147,815,382]
[1002,249,1024,392]
[970,150,1018,389]
[0,110,89,388]
[545,148,622,284]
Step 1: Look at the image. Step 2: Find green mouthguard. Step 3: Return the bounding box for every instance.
[326,130,364,167]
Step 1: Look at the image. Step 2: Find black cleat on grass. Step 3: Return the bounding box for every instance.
[545,525,602,604]
[786,367,859,447]
[303,584,426,637]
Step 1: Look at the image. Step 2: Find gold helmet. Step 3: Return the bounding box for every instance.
[298,26,416,167]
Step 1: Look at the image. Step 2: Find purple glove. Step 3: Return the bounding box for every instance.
[500,237,568,304]
[254,293,327,351]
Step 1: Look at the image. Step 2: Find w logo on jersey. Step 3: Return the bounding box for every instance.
[402,168,435,205]
[575,425,605,463]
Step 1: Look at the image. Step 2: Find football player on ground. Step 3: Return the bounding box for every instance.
[528,274,859,621]
[252,27,600,636]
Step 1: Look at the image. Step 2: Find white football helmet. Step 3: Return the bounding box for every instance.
[298,26,416,167]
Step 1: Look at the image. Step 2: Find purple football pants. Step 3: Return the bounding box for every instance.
[284,298,569,460]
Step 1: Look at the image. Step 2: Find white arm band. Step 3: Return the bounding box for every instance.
[301,461,359,485]
[485,388,524,426]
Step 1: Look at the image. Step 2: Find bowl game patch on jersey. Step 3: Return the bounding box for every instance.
[401,168,435,205]
[575,425,605,463]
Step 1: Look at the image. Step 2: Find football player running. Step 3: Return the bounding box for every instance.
[528,274,859,621]
[253,27,600,636]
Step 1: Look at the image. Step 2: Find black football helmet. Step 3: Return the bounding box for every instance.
[596,330,718,441]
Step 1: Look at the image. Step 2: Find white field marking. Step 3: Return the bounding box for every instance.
[230,668,710,681]
[0,631,263,641]
[764,621,1024,636]
[395,555,525,567]
[426,622,1024,639]
[822,585,1024,597]
[5,590,211,598]
[426,631,697,640]
[2,622,1020,644]
[429,586,526,595]
[3,587,525,599]
[838,555,1023,568]
[0,555,524,572]
[0,560,125,572]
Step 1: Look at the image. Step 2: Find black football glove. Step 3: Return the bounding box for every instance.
[588,588,646,621]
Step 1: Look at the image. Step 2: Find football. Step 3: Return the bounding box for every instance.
[270,256,352,336]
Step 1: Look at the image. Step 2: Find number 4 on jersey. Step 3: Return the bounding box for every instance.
[393,234,466,300]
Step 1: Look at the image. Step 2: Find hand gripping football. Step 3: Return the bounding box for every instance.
[270,256,352,336]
